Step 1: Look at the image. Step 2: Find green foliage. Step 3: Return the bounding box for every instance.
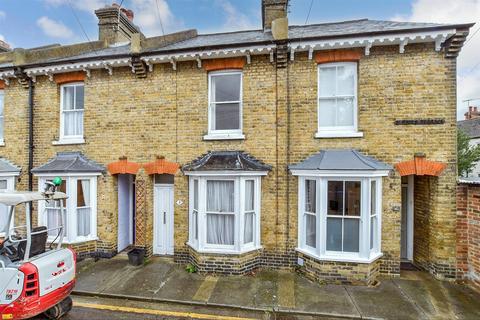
[185,263,197,273]
[458,129,480,177]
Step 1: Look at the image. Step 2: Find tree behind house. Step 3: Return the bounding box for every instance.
[458,129,480,177]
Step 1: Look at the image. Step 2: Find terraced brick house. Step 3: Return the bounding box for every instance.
[0,1,473,284]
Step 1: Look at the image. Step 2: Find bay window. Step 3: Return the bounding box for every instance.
[297,175,382,262]
[38,175,97,243]
[188,175,261,253]
[205,71,244,140]
[59,82,84,143]
[317,62,362,138]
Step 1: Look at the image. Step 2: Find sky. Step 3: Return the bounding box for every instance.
[0,0,478,119]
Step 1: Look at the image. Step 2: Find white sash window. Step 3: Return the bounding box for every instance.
[59,83,84,144]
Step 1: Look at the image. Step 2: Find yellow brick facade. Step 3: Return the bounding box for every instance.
[0,43,457,283]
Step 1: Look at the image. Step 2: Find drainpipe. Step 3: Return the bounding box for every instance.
[28,78,34,191]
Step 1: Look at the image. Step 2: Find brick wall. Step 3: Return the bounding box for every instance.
[0,43,458,284]
[457,183,480,291]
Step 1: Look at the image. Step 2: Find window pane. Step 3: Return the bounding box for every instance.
[77,111,84,136]
[77,207,91,237]
[244,212,254,244]
[63,86,75,110]
[370,216,377,250]
[214,103,240,130]
[193,210,198,240]
[318,66,336,97]
[345,181,361,216]
[344,218,360,252]
[77,180,90,207]
[305,179,316,213]
[75,85,84,110]
[336,64,355,96]
[46,208,67,238]
[245,180,254,211]
[206,213,234,245]
[0,179,7,189]
[318,99,336,127]
[193,180,198,210]
[336,98,354,127]
[371,180,377,216]
[305,214,316,248]
[328,181,343,215]
[207,180,234,212]
[326,217,342,251]
[212,74,241,102]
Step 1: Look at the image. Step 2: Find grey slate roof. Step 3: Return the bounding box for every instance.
[31,152,105,174]
[458,118,480,139]
[0,158,20,174]
[183,151,272,172]
[289,149,392,171]
[19,19,465,66]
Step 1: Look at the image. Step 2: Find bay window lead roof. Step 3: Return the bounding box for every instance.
[183,151,272,172]
[31,152,105,174]
[289,149,392,171]
[0,158,21,174]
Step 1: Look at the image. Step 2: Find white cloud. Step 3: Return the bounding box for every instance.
[214,0,257,32]
[391,0,480,119]
[128,0,181,37]
[36,16,74,39]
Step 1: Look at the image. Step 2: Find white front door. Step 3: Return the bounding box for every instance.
[154,185,174,255]
[117,174,134,252]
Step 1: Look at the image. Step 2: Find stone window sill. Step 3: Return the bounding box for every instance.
[203,133,245,141]
[52,138,85,145]
[47,236,98,245]
[315,131,364,139]
[296,247,383,264]
[187,242,262,255]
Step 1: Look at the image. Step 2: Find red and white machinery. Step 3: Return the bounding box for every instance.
[0,179,75,320]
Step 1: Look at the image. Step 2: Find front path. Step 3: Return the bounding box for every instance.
[74,256,480,319]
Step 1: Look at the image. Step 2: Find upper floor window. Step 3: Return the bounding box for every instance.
[205,71,244,140]
[317,62,362,138]
[60,83,84,142]
[0,90,4,144]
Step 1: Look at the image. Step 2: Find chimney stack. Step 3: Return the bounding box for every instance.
[464,105,480,120]
[262,0,288,32]
[95,3,144,45]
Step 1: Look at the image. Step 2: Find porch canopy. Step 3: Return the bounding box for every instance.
[289,149,392,175]
[395,154,446,177]
[0,158,21,175]
[107,156,142,175]
[143,156,180,175]
[182,151,272,173]
[31,152,105,174]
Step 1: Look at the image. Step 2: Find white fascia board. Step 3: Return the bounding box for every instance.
[0,172,21,177]
[290,29,456,52]
[24,58,132,77]
[289,169,390,177]
[184,170,269,177]
[142,45,275,65]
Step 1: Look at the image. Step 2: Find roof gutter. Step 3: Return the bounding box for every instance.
[0,23,474,73]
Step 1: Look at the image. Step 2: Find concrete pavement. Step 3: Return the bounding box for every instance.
[73,256,480,319]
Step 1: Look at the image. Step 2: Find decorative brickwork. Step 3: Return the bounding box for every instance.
[53,71,86,84]
[314,49,363,64]
[202,57,246,71]
[135,178,147,248]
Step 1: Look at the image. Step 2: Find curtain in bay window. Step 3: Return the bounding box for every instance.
[77,180,91,237]
[244,180,254,244]
[206,180,235,245]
